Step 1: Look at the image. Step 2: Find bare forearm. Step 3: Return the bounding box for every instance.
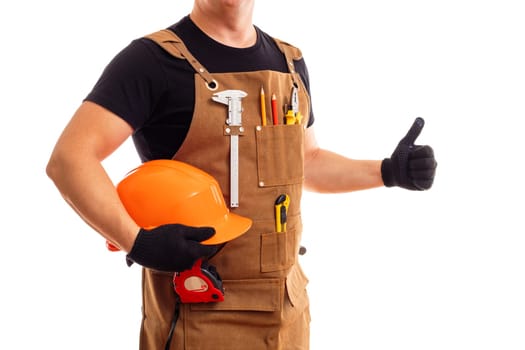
[46,152,139,252]
[46,102,139,252]
[303,148,383,193]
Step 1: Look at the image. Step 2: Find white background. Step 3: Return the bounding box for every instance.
[1,1,524,349]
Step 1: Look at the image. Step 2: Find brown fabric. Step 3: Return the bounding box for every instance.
[140,31,311,350]
[144,30,217,87]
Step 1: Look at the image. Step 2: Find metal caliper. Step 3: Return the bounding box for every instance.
[212,90,248,208]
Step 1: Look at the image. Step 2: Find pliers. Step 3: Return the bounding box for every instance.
[284,86,303,125]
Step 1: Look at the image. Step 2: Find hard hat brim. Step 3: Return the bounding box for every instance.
[201,212,253,245]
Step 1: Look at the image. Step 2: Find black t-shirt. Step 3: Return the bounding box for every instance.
[86,15,314,162]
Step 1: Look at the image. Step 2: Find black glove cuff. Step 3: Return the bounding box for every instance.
[381,158,395,187]
[125,228,154,267]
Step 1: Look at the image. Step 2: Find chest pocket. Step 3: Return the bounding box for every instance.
[255,124,304,187]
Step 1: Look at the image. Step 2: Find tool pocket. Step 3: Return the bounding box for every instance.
[260,213,301,273]
[255,124,304,187]
[260,229,295,273]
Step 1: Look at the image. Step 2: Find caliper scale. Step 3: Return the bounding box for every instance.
[212,90,248,208]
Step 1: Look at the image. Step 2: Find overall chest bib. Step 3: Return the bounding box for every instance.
[140,30,311,350]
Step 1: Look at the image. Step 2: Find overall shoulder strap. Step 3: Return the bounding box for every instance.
[144,29,217,88]
[272,37,303,85]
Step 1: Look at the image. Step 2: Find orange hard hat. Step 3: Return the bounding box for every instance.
[116,159,252,245]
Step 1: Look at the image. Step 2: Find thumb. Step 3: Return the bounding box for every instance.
[184,226,216,243]
[399,117,425,146]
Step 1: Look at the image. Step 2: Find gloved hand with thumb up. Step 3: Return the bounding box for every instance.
[381,117,437,190]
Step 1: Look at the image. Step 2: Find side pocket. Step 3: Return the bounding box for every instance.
[285,263,309,309]
[255,124,304,187]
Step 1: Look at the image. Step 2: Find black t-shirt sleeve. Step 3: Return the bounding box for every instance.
[84,39,167,130]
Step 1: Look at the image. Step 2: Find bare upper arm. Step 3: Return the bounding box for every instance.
[50,101,134,162]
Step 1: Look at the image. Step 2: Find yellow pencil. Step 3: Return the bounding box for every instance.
[260,86,267,126]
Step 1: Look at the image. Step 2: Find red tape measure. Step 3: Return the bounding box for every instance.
[173,259,224,303]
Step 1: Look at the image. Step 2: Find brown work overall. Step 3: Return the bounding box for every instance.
[140,30,311,350]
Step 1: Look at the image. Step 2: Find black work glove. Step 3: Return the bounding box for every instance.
[381,117,437,190]
[126,224,219,272]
